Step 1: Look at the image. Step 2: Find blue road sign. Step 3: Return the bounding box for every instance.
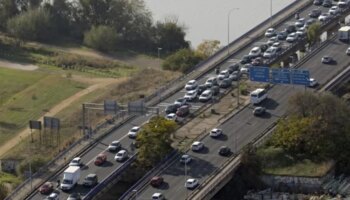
[291,69,310,86]
[250,66,270,83]
[271,69,291,84]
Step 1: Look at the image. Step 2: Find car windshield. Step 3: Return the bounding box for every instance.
[187,91,195,95]
[63,179,73,184]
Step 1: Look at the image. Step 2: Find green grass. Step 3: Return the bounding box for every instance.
[0,68,46,105]
[257,146,333,177]
[0,67,87,147]
[0,172,21,185]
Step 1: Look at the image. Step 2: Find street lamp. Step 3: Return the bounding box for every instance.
[227,8,239,56]
[157,47,162,59]
[270,0,273,27]
[185,161,188,199]
[132,189,138,200]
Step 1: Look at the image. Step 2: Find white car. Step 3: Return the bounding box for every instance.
[191,141,204,151]
[128,126,140,138]
[209,128,223,137]
[240,64,251,74]
[115,150,128,162]
[309,78,318,87]
[165,113,177,121]
[296,29,306,38]
[248,47,262,58]
[174,97,187,106]
[185,80,198,90]
[265,28,277,38]
[180,154,192,164]
[69,157,82,166]
[152,193,164,200]
[295,18,305,27]
[346,47,350,55]
[185,178,199,189]
[267,36,278,46]
[318,13,330,22]
[286,33,298,43]
[108,140,121,151]
[329,6,340,15]
[263,48,278,59]
[46,192,59,200]
[198,89,213,102]
[205,77,218,87]
[217,70,229,80]
[184,90,198,101]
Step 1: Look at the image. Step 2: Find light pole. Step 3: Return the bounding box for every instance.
[270,0,273,27]
[227,8,239,56]
[157,47,162,59]
[132,189,138,200]
[185,161,188,199]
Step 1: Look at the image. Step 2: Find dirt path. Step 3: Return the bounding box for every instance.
[0,59,38,71]
[0,76,126,158]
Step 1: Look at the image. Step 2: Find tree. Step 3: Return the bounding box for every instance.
[136,116,176,168]
[195,40,221,59]
[83,25,119,52]
[154,20,190,53]
[6,8,53,41]
[162,48,203,72]
[0,0,19,31]
[0,182,8,200]
[307,22,321,45]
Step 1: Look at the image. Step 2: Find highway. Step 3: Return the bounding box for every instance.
[136,38,350,199]
[26,1,350,199]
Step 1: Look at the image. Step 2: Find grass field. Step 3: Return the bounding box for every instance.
[0,67,87,147]
[257,146,333,177]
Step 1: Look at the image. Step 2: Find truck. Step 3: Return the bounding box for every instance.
[338,26,350,42]
[60,166,80,191]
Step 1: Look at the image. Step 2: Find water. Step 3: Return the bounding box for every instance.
[144,0,295,48]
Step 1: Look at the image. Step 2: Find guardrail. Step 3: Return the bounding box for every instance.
[119,150,179,200]
[84,154,137,200]
[187,34,347,200]
[7,1,323,199]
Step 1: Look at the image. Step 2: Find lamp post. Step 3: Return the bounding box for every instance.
[227,8,239,56]
[157,47,162,59]
[270,0,273,27]
[185,161,188,199]
[132,189,138,200]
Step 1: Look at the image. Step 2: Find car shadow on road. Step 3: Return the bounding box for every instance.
[256,112,272,119]
[101,161,114,167]
[194,146,209,154]
[262,98,279,110]
[162,156,217,179]
[156,182,170,190]
[212,134,228,141]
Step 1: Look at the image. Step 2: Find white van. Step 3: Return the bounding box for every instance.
[250,88,267,104]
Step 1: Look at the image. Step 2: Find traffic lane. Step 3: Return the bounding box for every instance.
[306,40,349,84]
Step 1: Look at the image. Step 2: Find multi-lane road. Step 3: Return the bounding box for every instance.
[27,1,350,199]
[137,38,350,199]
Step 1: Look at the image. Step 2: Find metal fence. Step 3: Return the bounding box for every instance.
[84,154,137,200]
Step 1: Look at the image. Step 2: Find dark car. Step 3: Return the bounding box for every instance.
[228,72,239,81]
[309,9,322,18]
[67,193,82,200]
[313,0,323,5]
[240,55,252,64]
[197,84,207,95]
[253,106,266,116]
[211,85,220,96]
[176,105,190,117]
[284,25,296,34]
[83,174,98,187]
[219,78,232,89]
[277,31,288,40]
[165,104,180,114]
[38,182,54,194]
[251,57,264,66]
[150,176,164,187]
[228,63,240,74]
[218,146,231,156]
[94,153,107,166]
[321,56,333,64]
[259,43,269,52]
[322,0,332,7]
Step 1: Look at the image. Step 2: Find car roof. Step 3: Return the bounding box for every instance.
[87,173,97,178]
[187,178,196,182]
[111,140,120,144]
[193,141,202,145]
[153,193,162,197]
[182,154,189,158]
[188,80,196,83]
[118,149,127,153]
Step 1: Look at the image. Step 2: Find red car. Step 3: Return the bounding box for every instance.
[38,182,54,194]
[94,153,107,166]
[150,176,164,187]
